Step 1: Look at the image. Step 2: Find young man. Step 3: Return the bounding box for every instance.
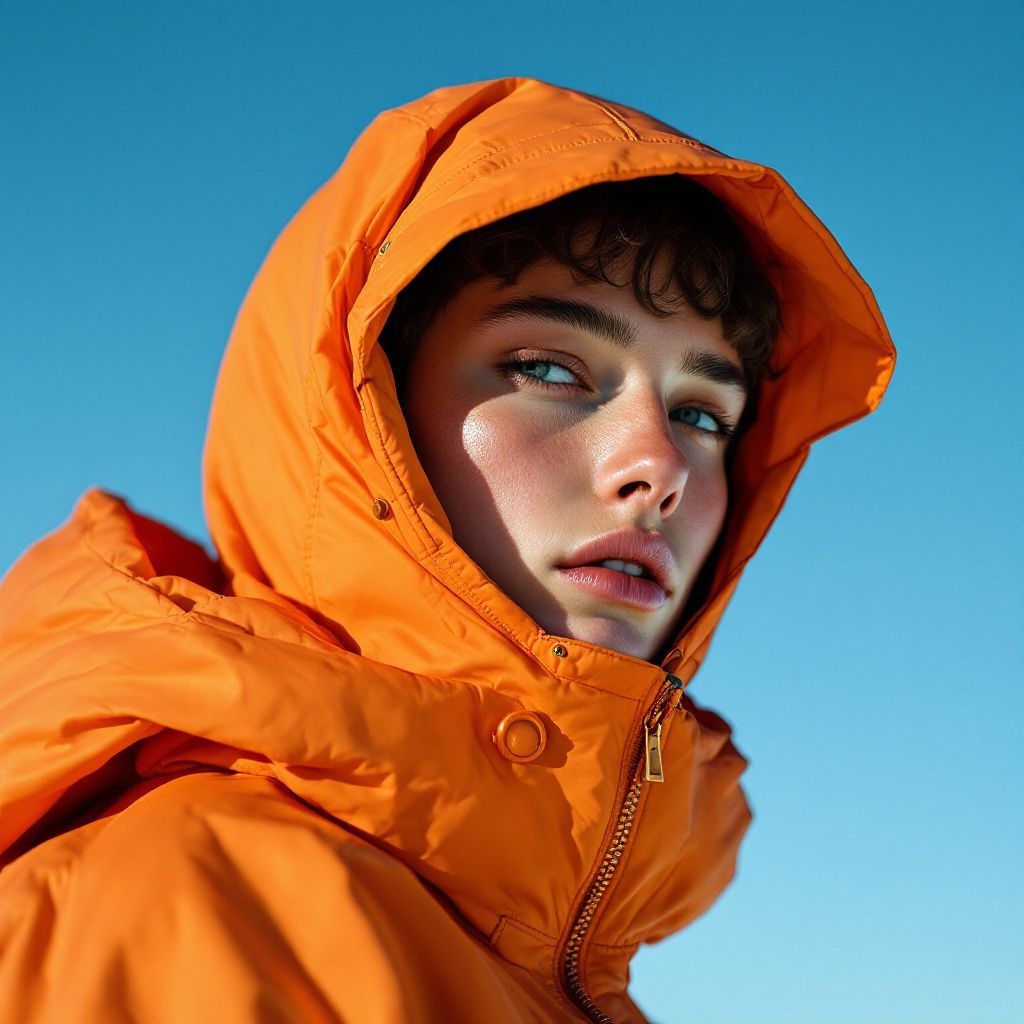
[385,175,777,666]
[0,78,894,1023]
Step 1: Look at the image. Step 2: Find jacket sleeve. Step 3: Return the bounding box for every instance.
[0,772,545,1024]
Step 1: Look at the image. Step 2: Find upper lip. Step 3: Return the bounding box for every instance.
[558,529,676,594]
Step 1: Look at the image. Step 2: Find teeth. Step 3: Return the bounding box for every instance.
[598,559,646,577]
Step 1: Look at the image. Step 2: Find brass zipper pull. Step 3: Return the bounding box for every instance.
[644,722,664,782]
[643,673,684,784]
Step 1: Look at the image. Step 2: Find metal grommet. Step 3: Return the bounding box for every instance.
[552,644,568,658]
[371,497,391,520]
[378,240,391,255]
[492,711,547,764]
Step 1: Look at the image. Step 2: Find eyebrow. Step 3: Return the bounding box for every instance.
[477,294,748,394]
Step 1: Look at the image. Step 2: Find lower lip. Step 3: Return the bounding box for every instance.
[556,566,668,611]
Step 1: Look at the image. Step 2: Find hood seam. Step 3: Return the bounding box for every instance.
[386,120,613,230]
[585,99,640,141]
[382,133,713,253]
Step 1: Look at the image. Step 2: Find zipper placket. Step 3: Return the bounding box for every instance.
[561,673,685,1023]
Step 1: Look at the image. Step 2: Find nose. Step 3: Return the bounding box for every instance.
[593,396,689,520]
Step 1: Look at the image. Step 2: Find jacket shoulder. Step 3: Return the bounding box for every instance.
[0,489,221,638]
[0,771,563,1024]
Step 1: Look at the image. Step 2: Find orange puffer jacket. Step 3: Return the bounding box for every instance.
[0,78,894,1023]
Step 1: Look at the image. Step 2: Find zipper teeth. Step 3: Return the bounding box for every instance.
[561,675,681,1023]
[563,771,643,1023]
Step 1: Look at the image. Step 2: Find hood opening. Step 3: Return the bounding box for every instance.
[200,77,893,684]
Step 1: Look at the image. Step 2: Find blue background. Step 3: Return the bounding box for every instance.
[2,2,1021,1021]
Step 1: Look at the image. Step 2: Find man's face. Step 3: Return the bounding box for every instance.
[401,256,747,663]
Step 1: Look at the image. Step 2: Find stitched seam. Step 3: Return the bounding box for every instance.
[588,100,639,141]
[396,121,611,216]
[301,352,324,609]
[302,244,357,610]
[496,913,558,943]
[643,133,727,154]
[385,108,433,130]
[592,939,639,953]
[487,916,508,946]
[536,635,657,671]
[302,443,323,609]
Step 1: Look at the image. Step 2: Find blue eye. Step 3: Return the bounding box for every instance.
[674,406,724,433]
[517,360,579,385]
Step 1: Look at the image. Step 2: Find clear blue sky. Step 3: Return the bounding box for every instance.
[2,2,1021,1020]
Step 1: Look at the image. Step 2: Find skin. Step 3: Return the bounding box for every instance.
[402,256,748,663]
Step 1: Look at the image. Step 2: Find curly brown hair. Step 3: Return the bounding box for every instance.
[379,174,781,435]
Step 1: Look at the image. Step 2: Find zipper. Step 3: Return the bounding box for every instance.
[561,673,685,1023]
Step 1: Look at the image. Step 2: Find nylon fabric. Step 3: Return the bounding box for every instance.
[0,77,894,1022]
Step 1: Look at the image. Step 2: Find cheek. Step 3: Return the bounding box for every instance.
[408,386,574,564]
[679,461,730,559]
[459,405,573,521]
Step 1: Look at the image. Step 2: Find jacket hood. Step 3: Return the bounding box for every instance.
[0,77,893,1015]
[202,75,893,681]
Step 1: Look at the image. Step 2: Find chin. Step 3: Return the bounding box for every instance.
[558,613,658,663]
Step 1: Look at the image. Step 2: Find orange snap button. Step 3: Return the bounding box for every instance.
[493,711,547,764]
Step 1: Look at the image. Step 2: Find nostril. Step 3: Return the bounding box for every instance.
[618,481,650,499]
